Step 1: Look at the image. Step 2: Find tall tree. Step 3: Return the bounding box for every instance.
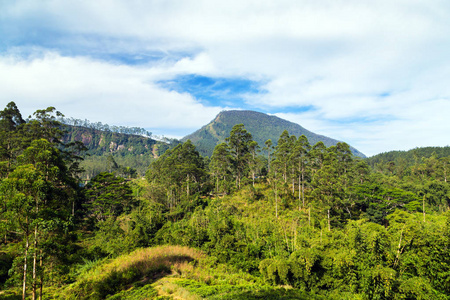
[0,102,26,176]
[0,104,83,300]
[290,135,310,208]
[85,172,134,221]
[264,139,273,174]
[274,130,294,183]
[226,124,253,189]
[311,150,340,231]
[210,143,232,195]
[146,140,206,210]
[248,140,260,187]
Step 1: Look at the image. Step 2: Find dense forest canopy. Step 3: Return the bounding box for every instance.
[1,102,450,299]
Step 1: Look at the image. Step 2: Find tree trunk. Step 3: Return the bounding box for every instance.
[186,174,190,196]
[238,175,241,190]
[423,194,426,222]
[252,171,255,187]
[394,226,404,267]
[308,207,311,227]
[32,225,38,300]
[302,171,305,207]
[275,183,278,219]
[292,177,295,195]
[298,175,301,210]
[39,249,43,300]
[23,223,29,300]
[327,209,331,231]
[216,176,219,196]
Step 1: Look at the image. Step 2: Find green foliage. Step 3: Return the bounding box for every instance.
[146,140,208,219]
[84,172,135,221]
[0,102,85,299]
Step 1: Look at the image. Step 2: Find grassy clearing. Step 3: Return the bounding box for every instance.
[59,245,203,300]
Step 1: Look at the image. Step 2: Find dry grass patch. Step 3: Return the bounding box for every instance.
[60,245,205,300]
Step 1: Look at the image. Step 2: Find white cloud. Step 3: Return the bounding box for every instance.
[0,52,223,135]
[1,0,450,155]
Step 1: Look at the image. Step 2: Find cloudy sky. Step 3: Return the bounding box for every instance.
[1,0,449,156]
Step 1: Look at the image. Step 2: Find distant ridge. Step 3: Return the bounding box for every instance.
[62,125,161,156]
[182,110,365,157]
[366,146,450,167]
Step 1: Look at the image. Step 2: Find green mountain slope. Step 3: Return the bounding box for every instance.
[63,125,162,156]
[182,110,365,157]
[62,125,175,178]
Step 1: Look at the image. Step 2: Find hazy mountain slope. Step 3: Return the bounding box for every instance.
[182,110,365,157]
[62,125,162,156]
[61,125,175,178]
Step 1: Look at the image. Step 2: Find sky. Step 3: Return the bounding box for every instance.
[1,0,449,157]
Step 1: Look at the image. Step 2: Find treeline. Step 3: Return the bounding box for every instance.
[0,102,86,299]
[58,117,152,137]
[0,103,145,299]
[148,124,449,229]
[1,102,450,299]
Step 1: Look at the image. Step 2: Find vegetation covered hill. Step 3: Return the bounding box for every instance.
[182,110,365,157]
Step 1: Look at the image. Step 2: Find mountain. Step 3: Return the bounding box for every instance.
[182,110,365,157]
[62,125,166,156]
[61,125,177,178]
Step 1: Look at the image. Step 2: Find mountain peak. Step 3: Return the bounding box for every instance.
[183,110,365,157]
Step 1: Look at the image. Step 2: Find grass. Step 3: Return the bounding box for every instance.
[59,245,204,300]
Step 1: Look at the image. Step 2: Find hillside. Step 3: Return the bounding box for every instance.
[62,125,175,178]
[182,110,365,157]
[63,125,162,156]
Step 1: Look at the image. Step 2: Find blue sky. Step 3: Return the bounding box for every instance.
[1,0,449,156]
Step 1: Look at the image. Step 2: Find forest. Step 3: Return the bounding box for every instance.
[1,102,450,299]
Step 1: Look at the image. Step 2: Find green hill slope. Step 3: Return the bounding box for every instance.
[182,110,365,157]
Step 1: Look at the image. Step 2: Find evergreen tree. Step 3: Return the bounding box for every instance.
[290,135,311,208]
[0,104,83,300]
[0,102,26,177]
[226,124,253,189]
[210,143,232,195]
